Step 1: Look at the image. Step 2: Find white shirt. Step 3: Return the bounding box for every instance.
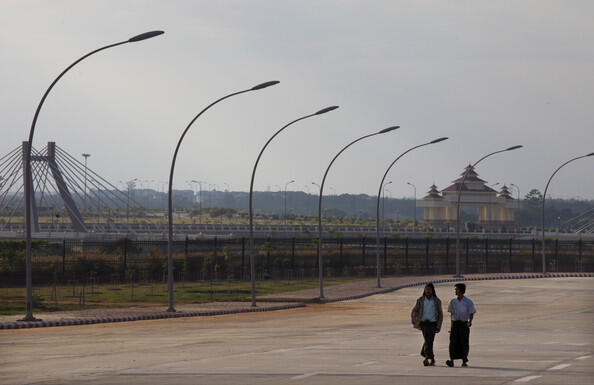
[448,296,476,321]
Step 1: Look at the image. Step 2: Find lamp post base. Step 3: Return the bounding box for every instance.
[453,274,464,278]
[19,315,42,322]
[167,307,176,313]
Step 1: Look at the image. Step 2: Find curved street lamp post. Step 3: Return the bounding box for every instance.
[317,126,399,298]
[22,30,164,321]
[167,80,279,312]
[375,138,448,288]
[406,182,417,230]
[541,152,593,274]
[284,179,295,224]
[382,181,392,233]
[249,106,339,307]
[454,145,523,278]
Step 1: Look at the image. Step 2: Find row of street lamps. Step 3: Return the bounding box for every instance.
[21,30,593,321]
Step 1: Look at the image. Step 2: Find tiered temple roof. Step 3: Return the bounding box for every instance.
[498,185,514,200]
[441,165,497,193]
[423,184,443,199]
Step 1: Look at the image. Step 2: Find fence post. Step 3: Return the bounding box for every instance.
[445,237,449,270]
[361,237,366,266]
[508,238,513,272]
[578,238,582,271]
[62,238,66,276]
[425,237,430,271]
[241,237,245,278]
[531,238,536,271]
[465,238,469,273]
[405,237,409,272]
[555,238,559,271]
[123,237,128,270]
[291,237,296,270]
[484,238,488,273]
[383,237,387,270]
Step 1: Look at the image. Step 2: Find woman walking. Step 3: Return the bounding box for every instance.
[411,283,443,366]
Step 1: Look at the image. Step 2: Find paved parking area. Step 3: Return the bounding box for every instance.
[1,277,592,384]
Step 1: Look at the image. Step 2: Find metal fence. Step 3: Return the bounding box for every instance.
[1,236,592,286]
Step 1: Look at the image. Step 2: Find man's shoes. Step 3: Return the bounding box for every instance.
[423,358,429,366]
[462,360,468,367]
[429,358,435,366]
[446,360,454,367]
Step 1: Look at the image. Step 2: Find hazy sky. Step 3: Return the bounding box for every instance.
[1,1,593,200]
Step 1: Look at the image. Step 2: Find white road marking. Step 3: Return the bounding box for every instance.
[355,361,377,366]
[514,375,542,383]
[548,363,571,370]
[575,355,592,360]
[291,372,320,380]
[504,360,558,363]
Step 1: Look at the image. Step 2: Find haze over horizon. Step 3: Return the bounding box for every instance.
[2,1,593,200]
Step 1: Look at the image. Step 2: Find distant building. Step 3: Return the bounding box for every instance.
[417,165,516,231]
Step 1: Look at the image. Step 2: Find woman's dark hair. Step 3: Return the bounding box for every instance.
[424,283,436,297]
[455,283,466,294]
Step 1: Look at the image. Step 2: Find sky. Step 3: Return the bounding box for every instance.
[1,1,593,200]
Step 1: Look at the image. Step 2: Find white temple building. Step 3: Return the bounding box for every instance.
[417,165,516,230]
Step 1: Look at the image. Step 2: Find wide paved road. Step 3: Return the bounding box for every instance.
[1,278,593,385]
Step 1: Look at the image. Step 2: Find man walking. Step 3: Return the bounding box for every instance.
[446,283,476,367]
[411,283,443,366]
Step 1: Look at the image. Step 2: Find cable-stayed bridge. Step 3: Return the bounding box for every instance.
[0,142,141,234]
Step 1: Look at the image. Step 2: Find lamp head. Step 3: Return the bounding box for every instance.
[251,80,280,90]
[506,145,523,151]
[128,30,164,42]
[430,137,448,144]
[378,126,399,134]
[315,106,339,115]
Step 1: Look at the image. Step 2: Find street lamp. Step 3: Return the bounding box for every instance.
[167,80,279,312]
[510,183,521,229]
[125,178,138,224]
[22,30,164,321]
[191,180,204,224]
[454,145,523,278]
[317,125,399,297]
[375,138,448,288]
[82,153,90,208]
[382,181,393,230]
[249,106,339,306]
[541,152,593,274]
[284,179,295,224]
[406,182,417,230]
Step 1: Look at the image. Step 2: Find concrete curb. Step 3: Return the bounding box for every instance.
[1,272,591,330]
[320,272,594,303]
[0,303,305,330]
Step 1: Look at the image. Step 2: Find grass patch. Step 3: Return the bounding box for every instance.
[0,277,369,315]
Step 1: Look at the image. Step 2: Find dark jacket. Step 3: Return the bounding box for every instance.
[411,295,443,330]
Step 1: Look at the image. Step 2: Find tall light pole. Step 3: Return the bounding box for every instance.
[406,181,417,230]
[82,153,90,208]
[454,145,523,277]
[317,125,399,297]
[510,183,521,229]
[22,31,164,321]
[375,138,448,288]
[541,152,593,274]
[382,181,392,229]
[191,180,204,224]
[284,179,295,224]
[249,106,339,306]
[167,81,279,312]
